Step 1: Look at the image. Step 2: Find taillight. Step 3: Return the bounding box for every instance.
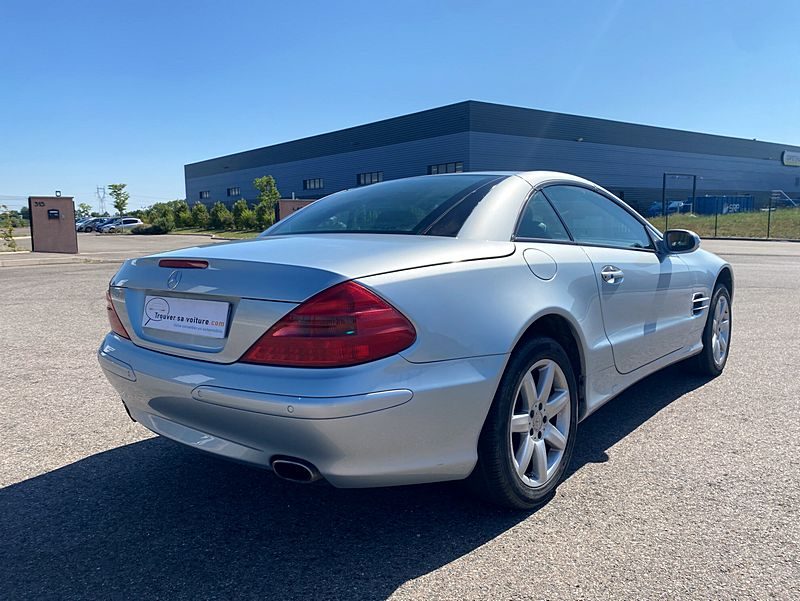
[241,281,416,367]
[106,290,130,339]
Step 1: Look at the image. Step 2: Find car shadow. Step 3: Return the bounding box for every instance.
[1,364,708,600]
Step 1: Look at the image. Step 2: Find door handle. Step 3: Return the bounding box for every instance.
[601,265,624,284]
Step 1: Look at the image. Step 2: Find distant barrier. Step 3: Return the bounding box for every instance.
[646,194,800,240]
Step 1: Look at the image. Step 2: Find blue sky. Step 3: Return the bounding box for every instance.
[1,0,798,211]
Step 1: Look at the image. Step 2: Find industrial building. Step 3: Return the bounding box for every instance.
[184,100,800,214]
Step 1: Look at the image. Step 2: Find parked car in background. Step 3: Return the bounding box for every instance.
[78,217,113,232]
[100,217,143,233]
[99,171,733,509]
[645,200,690,217]
[646,202,662,217]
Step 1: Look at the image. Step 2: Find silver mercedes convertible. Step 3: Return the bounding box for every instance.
[99,172,732,508]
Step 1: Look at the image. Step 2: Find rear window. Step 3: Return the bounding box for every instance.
[267,175,501,236]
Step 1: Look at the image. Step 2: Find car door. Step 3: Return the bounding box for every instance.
[542,185,693,374]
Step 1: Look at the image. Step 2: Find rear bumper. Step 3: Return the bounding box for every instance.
[98,333,508,487]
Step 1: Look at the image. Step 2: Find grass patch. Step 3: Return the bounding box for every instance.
[648,208,800,239]
[135,211,800,242]
[174,228,261,239]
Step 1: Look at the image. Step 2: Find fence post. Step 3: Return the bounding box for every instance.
[661,173,667,231]
[767,193,773,239]
[714,196,719,237]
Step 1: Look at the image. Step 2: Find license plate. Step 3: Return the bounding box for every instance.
[142,295,230,339]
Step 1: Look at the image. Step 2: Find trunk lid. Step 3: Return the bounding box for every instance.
[109,234,514,362]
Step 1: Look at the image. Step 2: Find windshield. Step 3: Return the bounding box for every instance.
[267,174,502,237]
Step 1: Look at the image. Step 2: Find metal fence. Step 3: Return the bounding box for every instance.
[644,176,800,239]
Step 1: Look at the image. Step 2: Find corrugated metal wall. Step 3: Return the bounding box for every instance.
[186,132,470,205]
[468,101,795,161]
[184,101,800,212]
[468,132,799,210]
[185,103,471,180]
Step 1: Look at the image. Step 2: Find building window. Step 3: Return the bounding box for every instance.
[199,191,210,199]
[357,171,383,186]
[227,187,240,197]
[303,178,324,190]
[428,162,464,175]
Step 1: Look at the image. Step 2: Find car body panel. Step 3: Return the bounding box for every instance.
[99,333,507,486]
[580,246,694,374]
[150,234,516,286]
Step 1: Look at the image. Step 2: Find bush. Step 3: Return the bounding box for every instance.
[1,204,17,250]
[152,215,175,233]
[131,223,169,235]
[231,199,251,230]
[171,200,192,228]
[209,201,234,230]
[191,202,210,229]
[146,202,176,233]
[255,200,275,229]
[240,208,257,230]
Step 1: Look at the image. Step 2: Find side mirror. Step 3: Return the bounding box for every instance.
[663,229,700,254]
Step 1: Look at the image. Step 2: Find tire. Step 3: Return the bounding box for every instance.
[691,284,732,377]
[469,336,579,509]
[84,226,93,232]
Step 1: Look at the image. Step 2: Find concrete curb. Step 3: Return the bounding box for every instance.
[0,255,123,268]
[704,236,800,243]
[162,232,216,238]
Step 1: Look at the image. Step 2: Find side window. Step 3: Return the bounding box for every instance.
[515,191,570,241]
[543,186,653,249]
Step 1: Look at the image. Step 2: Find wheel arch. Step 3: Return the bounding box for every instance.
[509,312,587,419]
[715,265,734,300]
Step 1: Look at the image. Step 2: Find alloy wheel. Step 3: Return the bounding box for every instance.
[509,359,571,488]
[711,295,730,367]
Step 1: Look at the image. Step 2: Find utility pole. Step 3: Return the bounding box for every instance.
[96,186,106,215]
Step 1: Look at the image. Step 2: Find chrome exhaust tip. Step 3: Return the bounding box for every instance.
[271,457,321,483]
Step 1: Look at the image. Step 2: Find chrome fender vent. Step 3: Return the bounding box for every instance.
[692,292,710,316]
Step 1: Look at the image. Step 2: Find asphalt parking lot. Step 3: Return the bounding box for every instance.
[1,238,798,600]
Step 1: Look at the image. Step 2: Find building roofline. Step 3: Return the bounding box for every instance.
[184,101,473,177]
[185,100,800,179]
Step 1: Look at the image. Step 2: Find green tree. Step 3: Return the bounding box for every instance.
[253,175,280,229]
[191,201,210,229]
[170,199,192,228]
[145,202,176,233]
[209,201,234,230]
[254,202,275,230]
[0,204,17,251]
[108,183,129,215]
[240,207,257,230]
[76,202,93,218]
[231,198,251,230]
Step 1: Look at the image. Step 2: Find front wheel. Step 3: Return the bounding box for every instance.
[691,284,732,377]
[469,337,578,509]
